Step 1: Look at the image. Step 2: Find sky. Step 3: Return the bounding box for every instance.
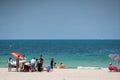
[0,0,120,39]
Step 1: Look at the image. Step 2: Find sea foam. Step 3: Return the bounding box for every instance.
[77,66,107,70]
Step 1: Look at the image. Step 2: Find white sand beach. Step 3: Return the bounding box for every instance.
[0,68,120,80]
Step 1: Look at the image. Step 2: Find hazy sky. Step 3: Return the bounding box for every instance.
[0,0,120,39]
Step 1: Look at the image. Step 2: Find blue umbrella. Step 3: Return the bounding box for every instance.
[108,54,120,63]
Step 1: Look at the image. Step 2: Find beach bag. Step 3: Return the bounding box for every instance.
[47,66,51,72]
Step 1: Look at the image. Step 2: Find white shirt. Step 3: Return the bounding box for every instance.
[31,58,36,64]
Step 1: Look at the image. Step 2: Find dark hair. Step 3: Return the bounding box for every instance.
[109,63,112,65]
[9,57,12,60]
[60,63,63,65]
[36,58,38,61]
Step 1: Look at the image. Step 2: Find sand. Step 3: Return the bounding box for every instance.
[0,68,120,80]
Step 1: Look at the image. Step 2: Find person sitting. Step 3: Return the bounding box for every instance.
[59,63,66,69]
[108,63,120,72]
[8,57,17,72]
[20,63,25,72]
[24,61,31,72]
[54,62,58,68]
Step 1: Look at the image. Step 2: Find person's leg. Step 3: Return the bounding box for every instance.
[8,67,11,72]
[16,65,19,72]
[35,64,38,71]
[31,64,34,72]
[33,64,36,71]
[8,63,11,72]
[51,66,53,72]
[31,64,35,72]
[16,66,18,72]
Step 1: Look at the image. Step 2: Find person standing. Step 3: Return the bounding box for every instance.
[40,54,44,67]
[16,56,20,72]
[30,57,36,72]
[37,55,44,72]
[50,58,54,71]
[22,55,27,63]
[8,57,12,72]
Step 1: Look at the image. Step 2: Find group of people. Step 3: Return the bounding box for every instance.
[8,54,66,72]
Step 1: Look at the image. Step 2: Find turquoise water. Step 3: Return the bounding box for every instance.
[0,40,120,68]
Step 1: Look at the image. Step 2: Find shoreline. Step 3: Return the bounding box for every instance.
[0,66,108,70]
[0,68,120,80]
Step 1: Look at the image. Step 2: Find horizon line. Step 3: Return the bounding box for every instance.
[0,39,120,40]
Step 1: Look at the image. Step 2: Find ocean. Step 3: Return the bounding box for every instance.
[0,40,120,69]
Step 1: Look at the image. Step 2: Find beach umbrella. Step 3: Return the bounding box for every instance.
[108,54,120,63]
[11,52,23,60]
